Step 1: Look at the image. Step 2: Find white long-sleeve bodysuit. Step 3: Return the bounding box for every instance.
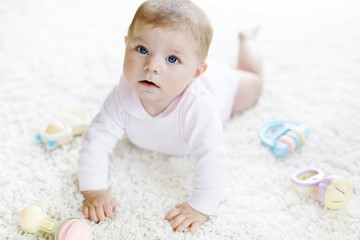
[79,61,241,215]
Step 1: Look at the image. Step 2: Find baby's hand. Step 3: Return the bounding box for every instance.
[165,202,209,234]
[81,190,116,222]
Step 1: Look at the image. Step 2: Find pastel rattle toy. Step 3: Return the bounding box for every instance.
[291,168,353,209]
[259,120,310,157]
[34,109,93,150]
[19,204,92,240]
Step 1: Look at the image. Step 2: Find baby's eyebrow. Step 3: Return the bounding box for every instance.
[131,35,146,43]
[168,48,182,55]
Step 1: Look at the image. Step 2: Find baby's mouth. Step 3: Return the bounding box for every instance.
[139,80,160,88]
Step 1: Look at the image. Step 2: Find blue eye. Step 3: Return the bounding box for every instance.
[167,56,179,64]
[137,46,149,55]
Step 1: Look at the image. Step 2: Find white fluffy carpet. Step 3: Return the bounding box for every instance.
[1,0,360,239]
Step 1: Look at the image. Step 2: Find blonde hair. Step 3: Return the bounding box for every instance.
[128,0,213,63]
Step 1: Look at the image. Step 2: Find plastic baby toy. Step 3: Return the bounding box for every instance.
[34,109,93,150]
[19,204,93,240]
[291,168,353,209]
[259,120,310,157]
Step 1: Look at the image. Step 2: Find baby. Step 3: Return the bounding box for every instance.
[78,0,262,234]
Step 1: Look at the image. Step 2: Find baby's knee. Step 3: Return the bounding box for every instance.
[231,73,263,115]
[252,74,263,99]
[245,72,262,100]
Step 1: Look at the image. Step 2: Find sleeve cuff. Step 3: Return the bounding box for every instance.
[187,197,219,216]
[78,165,108,191]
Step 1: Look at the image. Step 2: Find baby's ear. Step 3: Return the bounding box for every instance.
[124,36,128,45]
[193,62,208,79]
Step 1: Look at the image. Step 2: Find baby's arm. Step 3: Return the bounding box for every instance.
[82,190,116,222]
[166,202,208,234]
[167,147,226,234]
[166,96,227,233]
[79,85,126,222]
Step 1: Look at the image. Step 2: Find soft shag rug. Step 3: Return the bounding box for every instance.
[1,0,359,239]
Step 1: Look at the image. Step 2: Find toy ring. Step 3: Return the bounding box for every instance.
[291,168,324,188]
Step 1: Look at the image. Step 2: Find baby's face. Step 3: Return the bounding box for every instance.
[123,21,205,107]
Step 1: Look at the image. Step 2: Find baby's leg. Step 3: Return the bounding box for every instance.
[231,27,263,115]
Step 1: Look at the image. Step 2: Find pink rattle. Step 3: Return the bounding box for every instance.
[19,204,92,240]
[291,168,353,209]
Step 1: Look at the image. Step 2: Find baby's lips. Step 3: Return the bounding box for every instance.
[140,80,160,88]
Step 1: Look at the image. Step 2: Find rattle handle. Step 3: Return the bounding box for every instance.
[40,218,56,232]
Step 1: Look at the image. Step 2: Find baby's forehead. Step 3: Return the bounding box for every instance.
[132,20,197,41]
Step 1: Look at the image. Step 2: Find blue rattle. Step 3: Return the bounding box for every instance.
[259,120,310,157]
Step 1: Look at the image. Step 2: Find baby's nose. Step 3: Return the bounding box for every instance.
[144,56,161,74]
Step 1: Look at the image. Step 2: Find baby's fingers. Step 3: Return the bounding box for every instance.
[166,208,180,221]
[104,203,115,218]
[83,206,89,219]
[95,206,106,222]
[189,221,202,235]
[175,219,192,233]
[89,207,99,223]
[171,214,186,230]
